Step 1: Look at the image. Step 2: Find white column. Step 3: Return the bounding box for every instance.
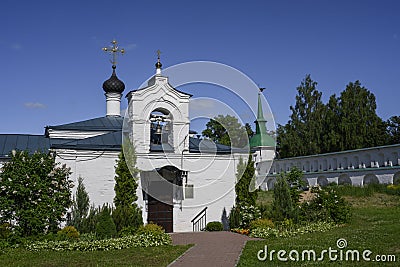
[105,92,122,116]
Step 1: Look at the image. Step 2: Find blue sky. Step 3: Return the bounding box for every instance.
[2,0,399,134]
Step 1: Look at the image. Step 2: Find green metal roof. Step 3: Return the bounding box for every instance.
[250,93,275,148]
[50,131,122,151]
[250,133,275,148]
[0,134,50,157]
[47,116,124,131]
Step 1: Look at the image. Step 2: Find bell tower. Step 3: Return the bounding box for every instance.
[126,51,191,155]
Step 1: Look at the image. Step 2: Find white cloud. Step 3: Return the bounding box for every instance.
[189,98,216,111]
[11,43,22,50]
[24,102,46,109]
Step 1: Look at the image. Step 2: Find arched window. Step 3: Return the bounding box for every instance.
[338,174,352,185]
[317,176,329,187]
[149,109,173,151]
[393,172,400,185]
[363,174,379,185]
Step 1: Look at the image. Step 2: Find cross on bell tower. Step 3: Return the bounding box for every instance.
[155,49,162,75]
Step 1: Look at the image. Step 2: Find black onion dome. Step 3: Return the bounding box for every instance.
[102,65,125,93]
[155,60,162,69]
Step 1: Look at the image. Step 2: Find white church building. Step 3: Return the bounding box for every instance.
[0,42,276,232]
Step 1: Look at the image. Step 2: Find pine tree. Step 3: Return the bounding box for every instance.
[235,155,257,206]
[337,81,388,150]
[271,174,296,222]
[277,75,325,158]
[113,145,143,233]
[387,116,400,144]
[68,176,90,232]
[96,204,116,239]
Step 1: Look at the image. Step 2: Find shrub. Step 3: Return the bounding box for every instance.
[25,231,172,252]
[239,204,261,228]
[0,239,10,253]
[79,233,97,242]
[205,221,223,231]
[81,204,99,234]
[112,205,143,234]
[68,176,90,233]
[96,204,117,239]
[387,184,400,195]
[300,187,351,224]
[286,167,305,204]
[257,203,271,220]
[229,204,261,229]
[249,219,274,231]
[0,223,11,239]
[0,151,72,237]
[136,223,165,236]
[271,175,297,222]
[118,226,138,237]
[57,226,80,241]
[229,206,240,229]
[249,221,335,239]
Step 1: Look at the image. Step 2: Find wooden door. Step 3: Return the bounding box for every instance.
[147,195,173,233]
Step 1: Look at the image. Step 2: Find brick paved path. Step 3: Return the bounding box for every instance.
[169,232,259,267]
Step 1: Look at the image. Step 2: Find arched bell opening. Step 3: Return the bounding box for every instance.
[149,108,174,152]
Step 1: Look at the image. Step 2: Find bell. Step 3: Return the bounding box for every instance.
[164,122,170,132]
[156,123,162,134]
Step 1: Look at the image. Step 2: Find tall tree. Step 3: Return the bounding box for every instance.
[68,176,90,232]
[277,75,325,158]
[113,145,143,232]
[202,115,250,148]
[321,95,341,153]
[337,81,387,150]
[235,155,257,206]
[386,116,400,145]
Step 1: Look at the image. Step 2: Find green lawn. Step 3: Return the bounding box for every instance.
[0,244,192,267]
[238,192,400,266]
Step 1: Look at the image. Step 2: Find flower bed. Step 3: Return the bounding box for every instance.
[249,221,335,239]
[25,231,171,251]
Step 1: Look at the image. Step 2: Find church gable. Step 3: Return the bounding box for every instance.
[126,60,191,154]
[127,75,191,121]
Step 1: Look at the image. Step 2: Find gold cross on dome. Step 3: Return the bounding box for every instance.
[102,40,125,66]
[157,49,161,60]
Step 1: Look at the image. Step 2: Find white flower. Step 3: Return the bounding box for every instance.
[12,150,16,156]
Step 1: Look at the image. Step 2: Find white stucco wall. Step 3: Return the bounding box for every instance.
[135,152,247,232]
[54,149,119,206]
[262,144,400,190]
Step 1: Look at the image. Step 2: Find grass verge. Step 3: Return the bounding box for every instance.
[238,192,400,266]
[0,244,192,267]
